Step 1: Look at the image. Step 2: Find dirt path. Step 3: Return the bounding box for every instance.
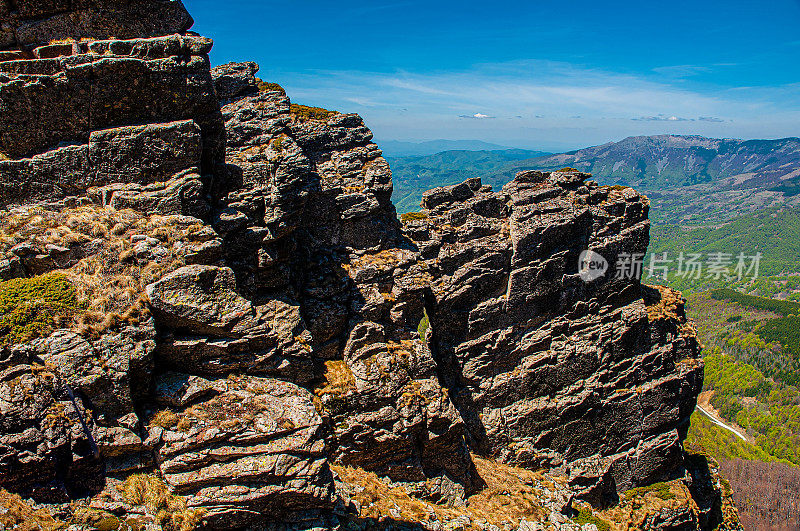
[696,390,752,443]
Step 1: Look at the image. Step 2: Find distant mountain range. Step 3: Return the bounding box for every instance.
[388,135,800,223]
[378,139,515,157]
[387,149,550,213]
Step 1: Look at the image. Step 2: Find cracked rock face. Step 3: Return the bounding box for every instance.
[0,1,734,529]
[0,0,194,51]
[405,172,703,499]
[153,375,335,530]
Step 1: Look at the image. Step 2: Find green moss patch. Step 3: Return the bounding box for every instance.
[417,313,429,339]
[0,272,80,345]
[623,481,676,501]
[573,508,610,531]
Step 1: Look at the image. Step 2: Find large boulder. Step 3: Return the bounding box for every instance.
[152,375,336,529]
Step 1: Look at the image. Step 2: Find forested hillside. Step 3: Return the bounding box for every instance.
[389,135,800,222]
[388,149,548,212]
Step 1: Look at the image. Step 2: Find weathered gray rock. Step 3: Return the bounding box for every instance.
[153,371,219,408]
[31,320,156,428]
[147,265,316,382]
[406,172,703,497]
[153,375,336,529]
[88,170,210,219]
[146,265,250,335]
[2,0,194,51]
[0,344,103,500]
[211,61,260,101]
[89,120,202,185]
[212,67,479,495]
[0,34,223,174]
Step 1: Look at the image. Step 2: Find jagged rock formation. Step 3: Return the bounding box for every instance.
[0,1,742,530]
[404,173,703,501]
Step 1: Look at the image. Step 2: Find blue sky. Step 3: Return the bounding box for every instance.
[188,0,800,151]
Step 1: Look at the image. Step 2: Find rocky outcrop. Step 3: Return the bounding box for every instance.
[211,64,479,501]
[0,0,193,52]
[0,32,223,207]
[404,173,703,501]
[0,1,740,529]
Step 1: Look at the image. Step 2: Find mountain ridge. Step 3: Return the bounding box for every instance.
[390,134,800,222]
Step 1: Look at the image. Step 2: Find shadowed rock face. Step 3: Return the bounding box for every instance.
[0,2,736,529]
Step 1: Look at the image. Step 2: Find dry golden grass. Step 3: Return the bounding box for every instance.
[336,456,712,531]
[591,479,695,531]
[333,455,550,529]
[256,80,286,95]
[644,284,683,322]
[290,103,337,122]
[344,249,412,278]
[314,360,356,397]
[644,284,698,338]
[119,474,205,531]
[0,205,211,339]
[0,489,66,531]
[150,409,179,429]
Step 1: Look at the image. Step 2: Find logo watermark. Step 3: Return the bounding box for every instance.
[578,250,609,282]
[578,251,762,282]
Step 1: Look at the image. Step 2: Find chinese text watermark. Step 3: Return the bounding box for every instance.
[579,251,762,282]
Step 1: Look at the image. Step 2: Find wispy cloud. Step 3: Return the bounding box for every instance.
[652,65,712,77]
[279,59,800,149]
[632,115,728,123]
[460,113,495,119]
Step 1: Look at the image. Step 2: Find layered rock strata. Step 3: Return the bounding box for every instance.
[404,173,703,502]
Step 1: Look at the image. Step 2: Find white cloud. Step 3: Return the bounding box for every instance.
[276,59,800,149]
[460,113,495,119]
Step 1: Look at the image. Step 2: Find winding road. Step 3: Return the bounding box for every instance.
[695,405,748,442]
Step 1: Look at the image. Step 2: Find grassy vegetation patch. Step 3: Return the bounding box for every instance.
[150,409,179,429]
[119,474,205,531]
[0,489,65,530]
[256,80,286,95]
[417,312,429,339]
[0,272,80,345]
[0,206,219,339]
[400,211,428,223]
[572,508,610,531]
[290,104,337,122]
[623,482,676,502]
[314,360,356,397]
[332,455,549,528]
